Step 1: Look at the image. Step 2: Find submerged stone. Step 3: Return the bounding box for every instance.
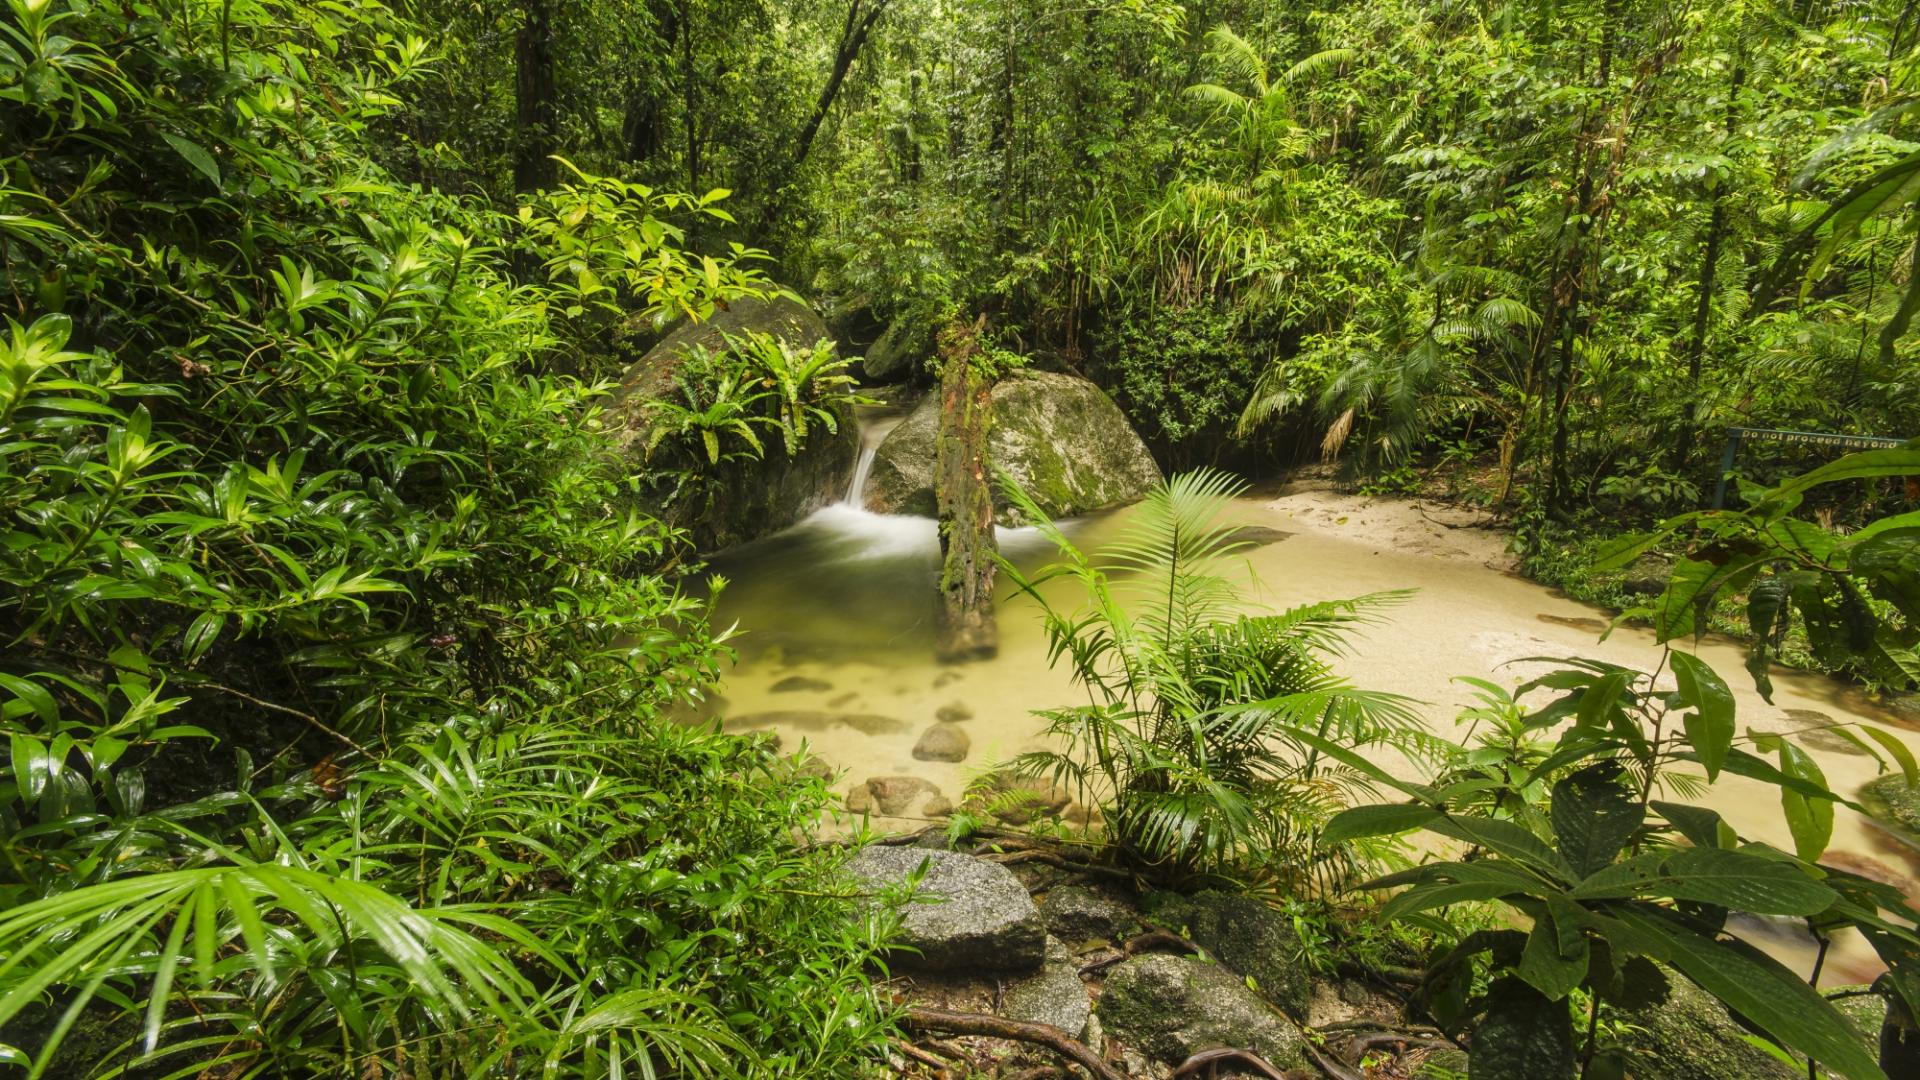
[863,775,942,816]
[912,722,971,762]
[770,675,833,693]
[728,710,907,737]
[1860,773,1920,846]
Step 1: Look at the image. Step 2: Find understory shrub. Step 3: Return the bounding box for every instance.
[1,1,889,1074]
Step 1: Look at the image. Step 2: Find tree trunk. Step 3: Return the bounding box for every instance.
[680,0,700,193]
[620,2,677,168]
[934,318,998,662]
[1544,0,1619,515]
[1674,57,1744,470]
[793,0,891,174]
[512,0,558,194]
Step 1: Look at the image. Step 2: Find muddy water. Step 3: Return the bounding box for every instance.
[701,480,1920,987]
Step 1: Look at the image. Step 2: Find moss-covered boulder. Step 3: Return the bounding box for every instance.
[1142,890,1310,1018]
[1095,953,1307,1069]
[1617,971,1800,1080]
[606,295,857,550]
[862,316,929,383]
[864,370,1160,523]
[1860,773,1920,846]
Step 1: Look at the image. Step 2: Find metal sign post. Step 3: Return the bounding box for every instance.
[1711,427,1912,508]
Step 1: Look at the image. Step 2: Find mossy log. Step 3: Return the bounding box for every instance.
[933,318,998,662]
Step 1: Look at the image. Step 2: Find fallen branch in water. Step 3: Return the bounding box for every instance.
[1171,1047,1289,1079]
[900,1007,1127,1080]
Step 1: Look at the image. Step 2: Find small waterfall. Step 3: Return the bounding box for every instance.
[841,408,906,507]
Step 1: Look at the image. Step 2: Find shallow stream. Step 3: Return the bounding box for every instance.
[699,431,1920,987]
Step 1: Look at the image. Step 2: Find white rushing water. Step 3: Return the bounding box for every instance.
[841,407,907,507]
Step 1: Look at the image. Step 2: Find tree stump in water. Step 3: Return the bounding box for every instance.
[934,318,998,662]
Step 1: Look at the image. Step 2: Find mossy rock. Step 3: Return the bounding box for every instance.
[862,316,929,382]
[1860,772,1920,846]
[1617,970,1800,1080]
[1095,953,1307,1069]
[1141,889,1309,1018]
[606,295,858,550]
[864,370,1160,523]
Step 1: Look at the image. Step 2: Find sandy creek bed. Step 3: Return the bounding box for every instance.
[697,478,1920,986]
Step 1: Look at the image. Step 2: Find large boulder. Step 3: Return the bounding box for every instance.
[1095,953,1307,1069]
[845,847,1045,973]
[607,295,856,550]
[1617,971,1799,1080]
[1143,890,1310,1017]
[863,370,1160,524]
[1860,773,1920,846]
[862,317,930,383]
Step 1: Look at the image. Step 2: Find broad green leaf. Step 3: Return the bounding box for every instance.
[1323,802,1438,844]
[1380,881,1522,920]
[1426,814,1575,882]
[1651,801,1728,850]
[1611,907,1886,1080]
[1764,738,1836,861]
[1669,652,1734,781]
[1653,847,1837,915]
[1549,765,1644,877]
[1767,446,1920,502]
[1518,906,1589,1001]
[161,132,222,188]
[1861,725,1920,785]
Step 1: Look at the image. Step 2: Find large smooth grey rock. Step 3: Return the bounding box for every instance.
[1002,937,1092,1037]
[1095,953,1307,1069]
[1143,890,1309,1017]
[847,848,1045,973]
[608,295,856,549]
[863,370,1160,524]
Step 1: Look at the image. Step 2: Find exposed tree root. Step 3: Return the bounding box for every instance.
[900,1006,1128,1080]
[1079,927,1210,976]
[1303,1042,1371,1080]
[1170,1047,1290,1079]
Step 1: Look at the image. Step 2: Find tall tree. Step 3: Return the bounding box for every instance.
[514,0,559,193]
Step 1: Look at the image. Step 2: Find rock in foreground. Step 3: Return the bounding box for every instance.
[1096,953,1307,1069]
[846,848,1045,973]
[1144,889,1310,1017]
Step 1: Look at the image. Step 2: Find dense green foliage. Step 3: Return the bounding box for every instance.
[8,0,1920,1075]
[1,1,885,1074]
[1000,468,1429,885]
